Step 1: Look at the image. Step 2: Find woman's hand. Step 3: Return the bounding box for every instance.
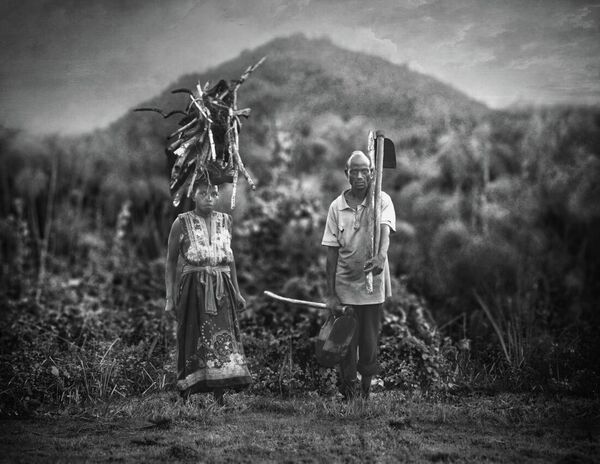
[164,297,175,312]
[236,292,246,311]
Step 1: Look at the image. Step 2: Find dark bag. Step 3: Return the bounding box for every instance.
[315,310,356,368]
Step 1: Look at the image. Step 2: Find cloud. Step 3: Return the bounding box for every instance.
[1,0,599,133]
[559,5,598,29]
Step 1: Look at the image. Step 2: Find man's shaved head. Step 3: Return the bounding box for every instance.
[346,150,372,170]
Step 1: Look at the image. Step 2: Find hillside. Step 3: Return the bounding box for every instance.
[98,34,489,184]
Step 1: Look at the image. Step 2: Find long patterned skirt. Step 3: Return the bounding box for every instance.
[176,270,252,395]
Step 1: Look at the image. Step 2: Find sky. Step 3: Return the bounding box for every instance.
[1,0,599,135]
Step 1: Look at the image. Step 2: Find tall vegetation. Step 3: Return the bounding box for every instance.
[391,107,600,392]
[1,36,599,413]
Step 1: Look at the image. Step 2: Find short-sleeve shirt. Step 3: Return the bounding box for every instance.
[321,190,396,305]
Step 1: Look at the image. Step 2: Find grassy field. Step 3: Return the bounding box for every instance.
[1,391,598,463]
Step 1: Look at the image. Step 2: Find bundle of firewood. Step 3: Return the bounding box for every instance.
[135,57,266,208]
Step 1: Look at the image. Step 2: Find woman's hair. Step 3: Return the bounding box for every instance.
[193,173,212,192]
[192,174,221,200]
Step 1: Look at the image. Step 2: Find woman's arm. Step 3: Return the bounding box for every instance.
[229,255,246,310]
[227,214,245,311]
[165,217,182,312]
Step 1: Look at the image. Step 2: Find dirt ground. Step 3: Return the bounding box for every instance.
[1,392,598,463]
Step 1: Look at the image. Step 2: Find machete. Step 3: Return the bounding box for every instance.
[264,290,347,311]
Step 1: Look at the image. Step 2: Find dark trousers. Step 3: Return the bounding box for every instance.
[338,303,383,394]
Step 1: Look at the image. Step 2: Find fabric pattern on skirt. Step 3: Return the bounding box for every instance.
[175,211,252,394]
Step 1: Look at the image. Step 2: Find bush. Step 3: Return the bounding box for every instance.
[0,256,175,415]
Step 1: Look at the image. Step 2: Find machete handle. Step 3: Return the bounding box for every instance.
[263,290,349,312]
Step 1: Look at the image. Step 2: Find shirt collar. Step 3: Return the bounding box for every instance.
[338,189,368,210]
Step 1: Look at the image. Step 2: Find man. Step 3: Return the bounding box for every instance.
[321,150,396,400]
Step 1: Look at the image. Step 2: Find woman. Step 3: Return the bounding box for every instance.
[164,178,252,404]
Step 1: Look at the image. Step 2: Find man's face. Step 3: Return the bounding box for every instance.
[346,155,372,191]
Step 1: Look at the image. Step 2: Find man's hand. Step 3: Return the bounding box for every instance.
[364,255,385,275]
[326,295,343,318]
[164,297,175,312]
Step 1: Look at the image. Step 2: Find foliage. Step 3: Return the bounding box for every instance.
[234,184,458,397]
[1,36,600,415]
[380,286,457,392]
[390,107,600,394]
[0,180,458,415]
[0,263,175,415]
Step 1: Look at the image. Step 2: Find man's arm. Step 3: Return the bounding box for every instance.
[325,245,342,316]
[364,224,391,275]
[379,223,391,258]
[365,192,395,275]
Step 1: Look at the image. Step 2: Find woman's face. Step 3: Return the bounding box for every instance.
[194,184,219,214]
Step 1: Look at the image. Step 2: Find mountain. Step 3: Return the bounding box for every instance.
[72,34,490,194]
[181,33,488,123]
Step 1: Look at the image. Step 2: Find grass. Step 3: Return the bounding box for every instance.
[1,391,598,463]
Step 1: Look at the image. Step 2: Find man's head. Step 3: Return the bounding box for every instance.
[345,150,373,192]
